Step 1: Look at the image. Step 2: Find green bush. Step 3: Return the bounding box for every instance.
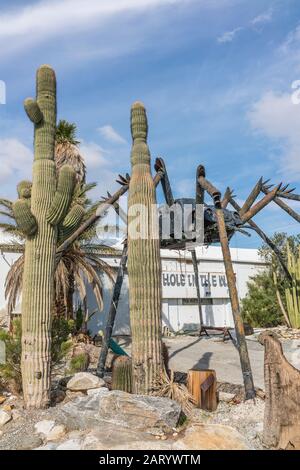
[0,317,75,393]
[241,271,283,327]
[68,352,89,374]
[0,319,22,393]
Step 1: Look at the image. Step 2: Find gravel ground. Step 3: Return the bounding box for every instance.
[198,399,265,450]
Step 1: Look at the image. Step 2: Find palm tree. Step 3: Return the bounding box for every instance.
[55,120,86,184]
[0,119,116,321]
[0,182,116,320]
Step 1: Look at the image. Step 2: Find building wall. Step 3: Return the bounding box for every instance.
[87,246,267,335]
[0,231,267,334]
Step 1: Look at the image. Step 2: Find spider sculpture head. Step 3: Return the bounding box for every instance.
[159,198,243,249]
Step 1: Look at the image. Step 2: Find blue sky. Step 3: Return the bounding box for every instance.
[1,0,300,248]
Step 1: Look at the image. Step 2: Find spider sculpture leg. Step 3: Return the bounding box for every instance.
[97,242,128,377]
[229,195,292,282]
[198,166,256,400]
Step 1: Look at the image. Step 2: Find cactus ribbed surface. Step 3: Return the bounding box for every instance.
[13,65,76,408]
[59,204,85,241]
[285,244,300,328]
[127,101,163,395]
[111,356,132,393]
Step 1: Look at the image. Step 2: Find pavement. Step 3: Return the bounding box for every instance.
[164,334,300,390]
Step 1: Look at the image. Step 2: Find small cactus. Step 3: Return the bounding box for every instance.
[111,356,132,393]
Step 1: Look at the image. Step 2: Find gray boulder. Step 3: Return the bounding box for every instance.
[59,389,181,434]
[66,372,105,391]
[98,391,181,433]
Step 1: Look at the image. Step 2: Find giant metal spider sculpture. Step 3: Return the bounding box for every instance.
[96,157,300,400]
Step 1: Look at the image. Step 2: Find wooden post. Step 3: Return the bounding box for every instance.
[187,369,217,411]
[215,206,256,400]
[259,331,300,449]
[198,167,256,400]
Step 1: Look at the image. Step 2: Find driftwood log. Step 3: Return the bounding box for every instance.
[259,331,300,449]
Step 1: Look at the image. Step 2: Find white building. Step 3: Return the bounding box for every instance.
[0,228,267,334]
[86,246,267,336]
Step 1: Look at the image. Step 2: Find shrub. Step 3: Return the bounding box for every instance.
[0,317,75,393]
[68,352,90,373]
[241,271,283,327]
[0,319,22,393]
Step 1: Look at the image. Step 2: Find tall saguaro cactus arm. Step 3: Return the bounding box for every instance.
[127,102,163,394]
[13,180,37,236]
[47,165,76,224]
[13,65,76,409]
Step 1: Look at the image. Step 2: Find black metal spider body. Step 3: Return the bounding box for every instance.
[159,197,243,248]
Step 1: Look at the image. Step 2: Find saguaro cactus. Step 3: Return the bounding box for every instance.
[127,102,163,394]
[13,65,76,408]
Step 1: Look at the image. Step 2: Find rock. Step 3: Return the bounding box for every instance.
[98,391,181,433]
[86,344,101,365]
[80,425,163,450]
[51,389,66,405]
[2,404,13,412]
[67,372,104,391]
[46,424,66,442]
[174,424,250,450]
[34,420,55,436]
[0,410,12,427]
[105,350,118,370]
[12,410,21,420]
[65,390,86,400]
[68,430,85,440]
[0,397,6,405]
[87,387,109,396]
[60,388,110,429]
[58,376,71,390]
[255,422,263,433]
[18,435,43,450]
[60,389,180,434]
[81,426,142,450]
[56,439,81,450]
[219,392,235,403]
[110,441,171,450]
[35,443,57,450]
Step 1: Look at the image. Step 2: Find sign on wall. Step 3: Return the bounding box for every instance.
[162,271,230,299]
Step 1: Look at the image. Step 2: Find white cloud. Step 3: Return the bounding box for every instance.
[98,125,127,145]
[217,27,242,44]
[279,23,300,56]
[251,8,273,27]
[0,138,32,182]
[80,141,109,168]
[248,91,300,181]
[0,0,187,43]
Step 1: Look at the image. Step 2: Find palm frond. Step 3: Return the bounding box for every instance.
[0,223,25,240]
[56,119,80,145]
[0,199,13,211]
[5,255,24,315]
[55,141,86,184]
[0,210,15,220]
[0,243,24,254]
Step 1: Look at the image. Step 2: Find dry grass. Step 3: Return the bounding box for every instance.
[152,370,196,416]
